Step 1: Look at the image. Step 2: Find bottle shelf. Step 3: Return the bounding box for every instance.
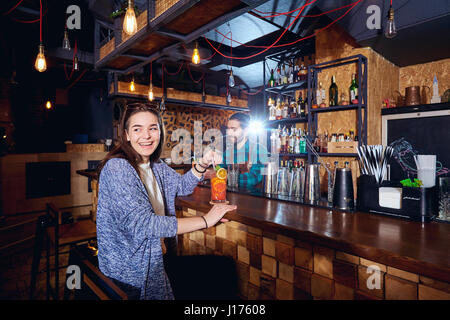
[265,80,307,94]
[278,153,308,157]
[310,104,366,113]
[314,153,358,157]
[266,117,308,126]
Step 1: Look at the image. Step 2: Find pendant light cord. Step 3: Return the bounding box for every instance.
[39,0,43,43]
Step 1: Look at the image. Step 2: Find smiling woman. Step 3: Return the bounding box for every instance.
[95,102,237,300]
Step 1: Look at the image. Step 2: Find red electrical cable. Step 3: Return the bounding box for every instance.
[215,0,361,48]
[150,61,152,83]
[186,63,205,83]
[203,0,313,60]
[204,0,361,58]
[11,7,48,23]
[240,86,263,96]
[39,0,42,42]
[251,1,357,19]
[2,0,24,15]
[163,61,184,76]
[66,69,87,90]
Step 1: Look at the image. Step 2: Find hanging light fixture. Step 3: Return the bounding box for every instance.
[228,69,235,88]
[73,55,79,71]
[130,75,136,92]
[45,100,52,110]
[159,96,166,112]
[35,1,46,72]
[62,28,71,51]
[123,0,138,36]
[384,1,397,38]
[148,83,154,101]
[148,61,154,101]
[227,90,232,103]
[35,43,47,72]
[192,42,200,65]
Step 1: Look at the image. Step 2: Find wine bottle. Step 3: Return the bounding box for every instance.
[349,73,358,104]
[268,69,275,87]
[329,75,338,106]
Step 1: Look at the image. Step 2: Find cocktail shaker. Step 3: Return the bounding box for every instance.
[264,162,278,194]
[304,164,320,203]
[333,166,354,210]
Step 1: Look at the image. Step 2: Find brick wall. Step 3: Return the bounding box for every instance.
[177,207,450,300]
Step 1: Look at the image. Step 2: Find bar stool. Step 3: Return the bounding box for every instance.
[29,203,97,300]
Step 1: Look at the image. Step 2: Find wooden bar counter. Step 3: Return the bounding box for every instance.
[175,186,450,300]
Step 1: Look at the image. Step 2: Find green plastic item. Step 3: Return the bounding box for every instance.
[400,178,423,188]
[215,165,221,171]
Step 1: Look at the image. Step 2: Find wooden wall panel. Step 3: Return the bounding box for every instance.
[399,58,450,104]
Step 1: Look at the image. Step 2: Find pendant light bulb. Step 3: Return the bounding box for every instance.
[228,69,235,88]
[73,55,79,71]
[62,30,71,51]
[148,83,154,101]
[384,7,397,39]
[35,44,47,72]
[45,101,52,110]
[227,92,232,103]
[123,0,138,36]
[130,75,135,92]
[192,42,200,65]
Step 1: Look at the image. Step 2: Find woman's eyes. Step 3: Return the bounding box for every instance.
[133,127,158,132]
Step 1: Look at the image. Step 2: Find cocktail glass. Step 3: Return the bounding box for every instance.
[210,168,228,204]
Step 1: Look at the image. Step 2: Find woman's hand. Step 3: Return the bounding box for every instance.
[198,149,222,168]
[204,204,237,227]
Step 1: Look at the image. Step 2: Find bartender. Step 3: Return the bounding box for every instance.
[222,112,264,190]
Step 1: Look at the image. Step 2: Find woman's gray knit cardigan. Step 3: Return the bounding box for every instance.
[96,158,201,300]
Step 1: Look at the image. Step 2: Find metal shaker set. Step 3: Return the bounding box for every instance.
[264,160,355,210]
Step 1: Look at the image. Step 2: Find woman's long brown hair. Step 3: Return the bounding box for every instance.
[96,102,165,179]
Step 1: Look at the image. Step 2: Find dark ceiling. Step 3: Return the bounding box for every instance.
[1,0,449,91]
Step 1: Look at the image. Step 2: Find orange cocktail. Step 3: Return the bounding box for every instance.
[211,168,227,203]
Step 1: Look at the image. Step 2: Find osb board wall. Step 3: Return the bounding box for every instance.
[399,58,450,104]
[160,105,235,159]
[178,207,450,300]
[315,25,399,146]
[0,152,106,215]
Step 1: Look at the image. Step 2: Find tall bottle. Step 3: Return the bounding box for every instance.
[282,97,289,119]
[282,64,288,84]
[349,73,358,104]
[275,96,282,120]
[329,75,338,106]
[298,93,305,118]
[268,69,275,87]
[290,98,297,118]
[268,97,276,121]
[299,129,306,154]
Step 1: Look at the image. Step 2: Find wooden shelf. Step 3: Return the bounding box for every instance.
[310,104,366,113]
[381,101,450,115]
[266,117,308,126]
[316,153,358,157]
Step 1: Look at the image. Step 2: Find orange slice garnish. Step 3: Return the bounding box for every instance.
[216,168,227,180]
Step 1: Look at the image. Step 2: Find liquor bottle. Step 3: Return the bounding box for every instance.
[280,126,287,154]
[294,130,300,154]
[282,64,288,84]
[270,129,277,154]
[268,69,275,87]
[282,97,289,119]
[276,67,281,86]
[349,73,358,104]
[293,64,299,83]
[276,125,281,153]
[268,97,276,121]
[299,129,306,154]
[322,132,328,153]
[329,75,338,106]
[298,93,305,118]
[290,98,297,118]
[288,127,295,154]
[288,62,294,84]
[275,96,282,120]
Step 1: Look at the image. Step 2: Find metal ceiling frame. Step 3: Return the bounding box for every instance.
[94,0,273,75]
